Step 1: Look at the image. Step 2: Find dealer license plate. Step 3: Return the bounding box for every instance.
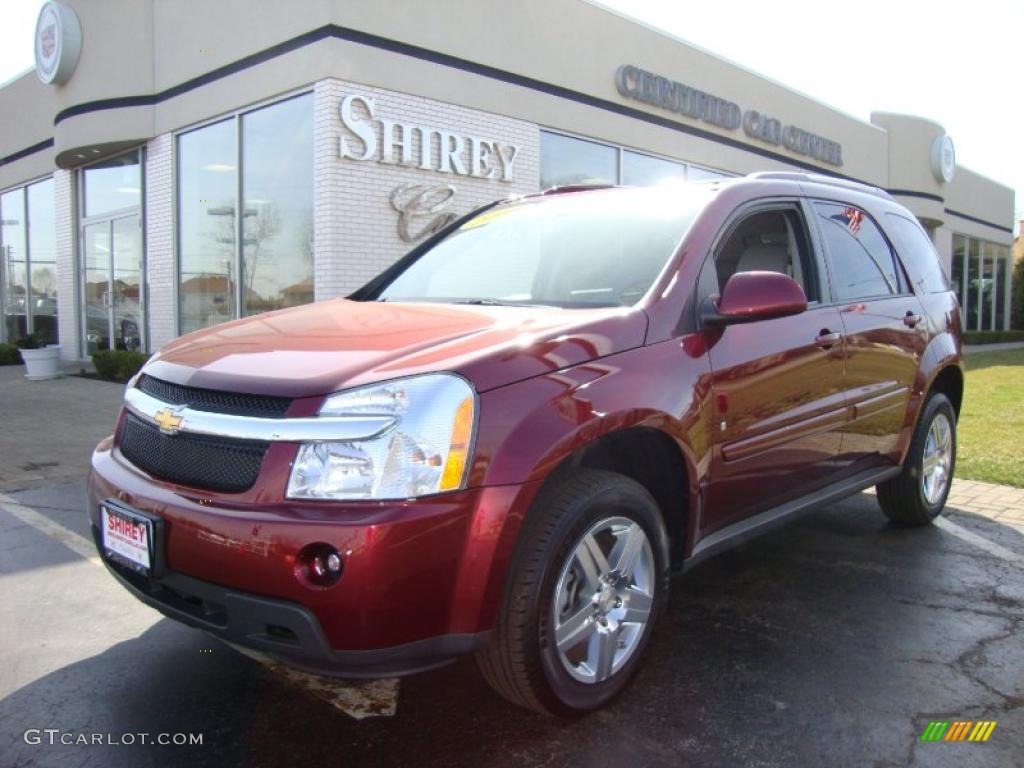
[100,504,152,576]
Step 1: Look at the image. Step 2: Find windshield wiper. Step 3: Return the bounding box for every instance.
[451,298,556,308]
[451,298,508,305]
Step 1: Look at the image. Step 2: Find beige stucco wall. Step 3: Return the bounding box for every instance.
[0,0,1013,236]
[2,0,1016,338]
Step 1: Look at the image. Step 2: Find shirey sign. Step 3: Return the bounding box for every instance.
[337,94,520,182]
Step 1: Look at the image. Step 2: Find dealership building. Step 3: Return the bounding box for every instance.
[0,0,1015,362]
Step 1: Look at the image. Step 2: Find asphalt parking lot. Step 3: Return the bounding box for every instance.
[1,367,1022,767]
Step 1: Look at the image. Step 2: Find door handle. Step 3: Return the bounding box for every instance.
[815,330,842,349]
[903,311,922,328]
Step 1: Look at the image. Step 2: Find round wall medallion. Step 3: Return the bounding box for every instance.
[930,134,956,184]
[34,2,82,86]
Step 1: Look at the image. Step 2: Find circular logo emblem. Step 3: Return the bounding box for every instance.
[34,2,82,86]
[930,134,956,184]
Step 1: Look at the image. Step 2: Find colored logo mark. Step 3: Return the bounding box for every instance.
[920,720,997,742]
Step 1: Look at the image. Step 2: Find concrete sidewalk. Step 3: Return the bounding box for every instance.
[0,366,123,490]
[963,340,1024,354]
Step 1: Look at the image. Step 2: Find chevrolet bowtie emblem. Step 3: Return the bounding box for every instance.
[153,407,185,435]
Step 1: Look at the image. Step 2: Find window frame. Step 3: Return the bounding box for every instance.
[808,198,913,305]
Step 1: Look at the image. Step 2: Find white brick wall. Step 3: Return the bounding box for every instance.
[145,133,175,350]
[53,169,77,361]
[313,79,540,300]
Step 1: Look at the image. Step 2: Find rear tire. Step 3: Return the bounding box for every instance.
[877,392,956,526]
[475,468,670,716]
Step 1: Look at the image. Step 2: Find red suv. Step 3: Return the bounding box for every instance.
[90,173,962,715]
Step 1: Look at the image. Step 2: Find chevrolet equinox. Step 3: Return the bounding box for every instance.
[90,172,963,715]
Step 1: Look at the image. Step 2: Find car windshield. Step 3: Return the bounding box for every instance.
[375,185,713,308]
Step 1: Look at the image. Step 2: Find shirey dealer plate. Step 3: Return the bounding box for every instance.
[100,504,152,576]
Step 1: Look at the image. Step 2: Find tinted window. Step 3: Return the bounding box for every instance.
[884,213,950,293]
[815,203,899,300]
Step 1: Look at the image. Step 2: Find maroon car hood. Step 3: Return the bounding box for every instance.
[143,299,648,397]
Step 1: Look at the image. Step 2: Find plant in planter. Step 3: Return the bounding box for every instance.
[16,334,62,380]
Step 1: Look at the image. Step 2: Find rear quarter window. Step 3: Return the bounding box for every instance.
[883,213,951,294]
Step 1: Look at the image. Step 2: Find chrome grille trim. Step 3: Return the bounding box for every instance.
[124,387,396,443]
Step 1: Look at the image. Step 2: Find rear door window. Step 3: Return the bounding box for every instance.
[813,202,902,301]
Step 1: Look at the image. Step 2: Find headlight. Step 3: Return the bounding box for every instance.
[286,373,476,500]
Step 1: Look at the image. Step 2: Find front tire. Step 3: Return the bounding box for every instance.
[877,392,956,525]
[475,468,670,716]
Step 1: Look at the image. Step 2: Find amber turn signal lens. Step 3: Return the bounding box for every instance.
[439,396,475,491]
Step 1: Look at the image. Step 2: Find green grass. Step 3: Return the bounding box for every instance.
[956,348,1024,488]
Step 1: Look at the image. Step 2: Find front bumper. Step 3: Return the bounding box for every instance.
[89,438,539,677]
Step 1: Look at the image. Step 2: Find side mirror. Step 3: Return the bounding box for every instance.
[702,271,808,327]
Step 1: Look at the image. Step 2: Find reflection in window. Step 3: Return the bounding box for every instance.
[966,238,980,330]
[83,152,141,217]
[951,234,966,325]
[980,242,995,330]
[241,93,313,316]
[178,119,238,334]
[687,165,731,181]
[540,131,734,191]
[540,132,617,188]
[177,94,313,334]
[1,180,57,344]
[27,179,57,344]
[814,203,899,300]
[1,189,26,340]
[622,151,685,186]
[995,245,1007,330]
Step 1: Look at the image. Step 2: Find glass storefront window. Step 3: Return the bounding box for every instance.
[967,237,981,330]
[951,234,966,322]
[83,153,141,217]
[27,179,57,344]
[241,93,313,316]
[541,132,618,188]
[995,245,1007,330]
[622,150,685,186]
[2,189,27,340]
[178,94,314,334]
[540,130,734,192]
[980,242,995,330]
[687,165,731,181]
[178,119,238,334]
[953,233,1012,332]
[1,180,58,344]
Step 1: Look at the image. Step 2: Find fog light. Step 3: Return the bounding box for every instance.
[296,543,344,587]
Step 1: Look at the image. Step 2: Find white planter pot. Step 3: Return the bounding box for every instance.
[20,345,62,380]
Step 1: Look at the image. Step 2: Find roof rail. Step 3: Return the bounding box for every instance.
[541,183,618,195]
[746,172,892,200]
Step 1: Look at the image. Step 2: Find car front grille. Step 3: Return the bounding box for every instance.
[118,412,269,493]
[137,374,292,418]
